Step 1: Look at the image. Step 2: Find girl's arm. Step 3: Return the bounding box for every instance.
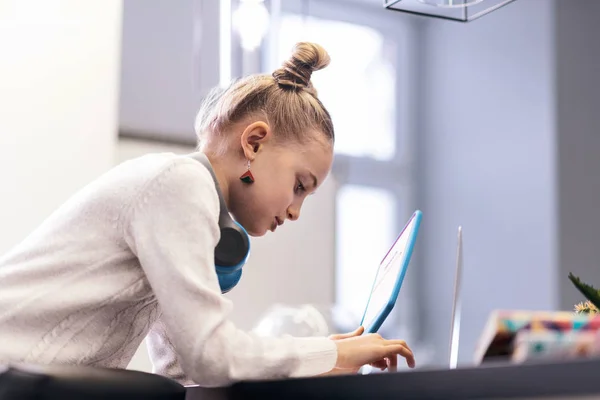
[146,315,195,385]
[124,159,337,387]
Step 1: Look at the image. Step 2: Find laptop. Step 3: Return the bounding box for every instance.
[448,226,464,369]
[358,213,464,370]
[360,210,422,334]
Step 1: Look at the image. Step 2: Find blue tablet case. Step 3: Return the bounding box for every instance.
[360,210,423,333]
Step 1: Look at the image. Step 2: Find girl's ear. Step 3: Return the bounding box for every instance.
[240,121,272,161]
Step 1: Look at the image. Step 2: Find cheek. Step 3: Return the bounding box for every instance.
[258,168,293,203]
[256,181,291,213]
[237,183,282,221]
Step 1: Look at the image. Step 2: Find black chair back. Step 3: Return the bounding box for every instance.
[0,363,185,400]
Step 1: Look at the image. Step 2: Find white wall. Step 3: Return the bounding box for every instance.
[118,139,336,373]
[119,0,220,142]
[417,0,600,367]
[417,0,557,366]
[556,0,600,311]
[0,0,122,254]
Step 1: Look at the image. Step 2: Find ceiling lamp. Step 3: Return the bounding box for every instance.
[233,0,270,51]
[384,0,517,22]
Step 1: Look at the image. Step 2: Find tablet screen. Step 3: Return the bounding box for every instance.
[361,213,419,332]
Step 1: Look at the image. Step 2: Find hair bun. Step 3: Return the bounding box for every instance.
[272,42,330,91]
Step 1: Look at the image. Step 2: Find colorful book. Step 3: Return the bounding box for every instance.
[511,330,600,363]
[474,310,600,364]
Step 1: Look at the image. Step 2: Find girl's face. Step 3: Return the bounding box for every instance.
[227,122,333,237]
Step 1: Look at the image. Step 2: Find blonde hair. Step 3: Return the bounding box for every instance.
[195,42,334,152]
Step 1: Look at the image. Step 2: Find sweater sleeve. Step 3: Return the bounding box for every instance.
[146,315,195,386]
[124,159,337,387]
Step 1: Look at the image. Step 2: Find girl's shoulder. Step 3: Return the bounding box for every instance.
[109,152,214,190]
[86,152,218,216]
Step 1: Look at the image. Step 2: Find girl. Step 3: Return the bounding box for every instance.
[0,42,415,387]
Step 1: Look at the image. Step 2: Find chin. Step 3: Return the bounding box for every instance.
[230,212,268,237]
[247,228,267,237]
[238,220,266,237]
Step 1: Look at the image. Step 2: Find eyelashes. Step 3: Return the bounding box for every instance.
[295,180,306,194]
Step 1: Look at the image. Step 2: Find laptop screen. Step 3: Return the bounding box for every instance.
[361,213,419,332]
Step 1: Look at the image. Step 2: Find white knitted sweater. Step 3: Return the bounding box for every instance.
[0,152,337,387]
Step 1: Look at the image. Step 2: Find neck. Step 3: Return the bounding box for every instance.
[204,152,232,208]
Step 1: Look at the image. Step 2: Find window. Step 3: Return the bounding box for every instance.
[274,15,397,161]
[266,0,419,344]
[335,185,397,324]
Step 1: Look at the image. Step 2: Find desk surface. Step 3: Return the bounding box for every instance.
[185,358,600,400]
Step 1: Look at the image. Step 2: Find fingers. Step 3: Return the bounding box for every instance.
[365,335,412,353]
[370,356,399,372]
[334,334,416,371]
[330,326,364,340]
[382,340,414,362]
[383,339,411,351]
[368,335,414,369]
[380,344,416,368]
[388,355,398,372]
[360,335,415,369]
[370,359,388,370]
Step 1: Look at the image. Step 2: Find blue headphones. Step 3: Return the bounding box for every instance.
[188,152,251,293]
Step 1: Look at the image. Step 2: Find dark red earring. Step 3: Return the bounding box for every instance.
[239,159,255,184]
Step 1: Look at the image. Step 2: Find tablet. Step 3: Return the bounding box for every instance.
[360,210,422,333]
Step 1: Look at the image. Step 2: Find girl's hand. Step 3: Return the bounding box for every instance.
[320,326,415,376]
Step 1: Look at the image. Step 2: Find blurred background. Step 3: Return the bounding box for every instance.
[1,0,599,373]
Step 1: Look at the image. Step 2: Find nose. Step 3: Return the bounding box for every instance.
[287,206,300,221]
[287,197,305,222]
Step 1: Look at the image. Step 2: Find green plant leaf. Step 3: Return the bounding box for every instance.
[569,272,600,311]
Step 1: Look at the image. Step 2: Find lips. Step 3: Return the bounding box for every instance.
[270,217,284,232]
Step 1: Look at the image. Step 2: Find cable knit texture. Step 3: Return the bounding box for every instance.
[0,152,337,387]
